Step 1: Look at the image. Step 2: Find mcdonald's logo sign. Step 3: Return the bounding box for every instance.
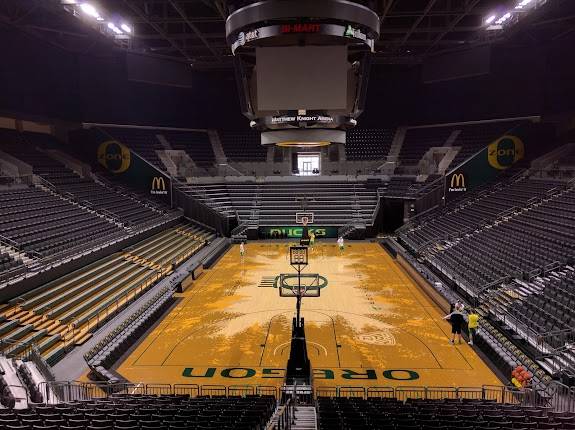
[448,173,467,192]
[488,135,525,170]
[97,141,131,173]
[151,176,168,195]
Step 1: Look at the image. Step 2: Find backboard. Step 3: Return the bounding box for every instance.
[296,212,314,224]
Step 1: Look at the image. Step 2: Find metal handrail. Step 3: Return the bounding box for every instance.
[34,381,575,412]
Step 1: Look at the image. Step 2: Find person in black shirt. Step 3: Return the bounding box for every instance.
[443,304,465,344]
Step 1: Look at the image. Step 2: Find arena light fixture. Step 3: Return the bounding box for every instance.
[107,22,123,35]
[516,0,534,9]
[485,15,497,25]
[276,141,331,147]
[80,3,102,20]
[120,24,132,34]
[495,12,512,25]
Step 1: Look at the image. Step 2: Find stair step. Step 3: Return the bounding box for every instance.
[74,331,92,346]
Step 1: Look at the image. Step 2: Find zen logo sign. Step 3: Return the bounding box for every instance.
[488,135,525,170]
[151,176,168,195]
[97,141,131,173]
[182,367,419,381]
[448,173,466,192]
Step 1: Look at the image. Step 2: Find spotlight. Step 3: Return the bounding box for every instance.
[495,12,512,25]
[516,0,534,9]
[80,3,100,19]
[485,15,497,25]
[120,23,132,33]
[107,22,123,35]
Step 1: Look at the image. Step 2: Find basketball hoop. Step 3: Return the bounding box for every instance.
[301,217,309,227]
[296,212,314,224]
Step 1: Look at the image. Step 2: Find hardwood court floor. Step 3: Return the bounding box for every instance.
[116,242,501,389]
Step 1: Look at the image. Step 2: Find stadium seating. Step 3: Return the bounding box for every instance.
[401,176,564,250]
[0,251,24,278]
[180,181,379,226]
[399,126,454,165]
[1,133,173,226]
[85,286,174,380]
[381,176,418,196]
[316,397,571,430]
[163,130,215,167]
[484,265,575,376]
[178,183,235,217]
[450,121,524,168]
[0,393,276,429]
[102,127,167,171]
[0,185,123,258]
[398,120,522,168]
[0,223,214,365]
[48,175,165,227]
[425,180,573,289]
[489,266,575,335]
[219,130,267,161]
[345,128,396,160]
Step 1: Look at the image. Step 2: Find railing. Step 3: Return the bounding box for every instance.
[79,270,164,341]
[0,338,57,384]
[33,381,575,412]
[269,397,293,430]
[84,285,173,365]
[37,382,280,404]
[337,221,364,239]
[173,186,232,236]
[29,345,56,382]
[231,222,249,237]
[488,305,553,354]
[313,383,574,411]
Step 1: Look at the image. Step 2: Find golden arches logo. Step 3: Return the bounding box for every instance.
[97,141,131,173]
[450,173,465,188]
[151,176,166,191]
[151,176,168,195]
[488,135,525,170]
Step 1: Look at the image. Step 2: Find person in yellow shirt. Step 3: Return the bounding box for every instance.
[467,309,479,346]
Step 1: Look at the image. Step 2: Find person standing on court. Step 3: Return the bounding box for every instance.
[239,242,245,257]
[467,309,479,345]
[337,236,344,252]
[443,303,465,344]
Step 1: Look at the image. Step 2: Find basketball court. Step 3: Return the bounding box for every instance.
[115,241,501,389]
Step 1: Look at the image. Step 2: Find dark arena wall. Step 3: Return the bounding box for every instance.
[1,21,575,129]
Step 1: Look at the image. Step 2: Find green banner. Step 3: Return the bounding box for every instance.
[445,129,526,201]
[96,139,172,205]
[259,226,338,238]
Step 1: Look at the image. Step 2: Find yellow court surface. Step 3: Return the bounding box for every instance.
[116,242,501,389]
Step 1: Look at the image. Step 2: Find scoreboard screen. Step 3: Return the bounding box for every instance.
[256,45,348,111]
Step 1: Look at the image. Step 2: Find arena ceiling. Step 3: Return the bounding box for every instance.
[0,0,573,69]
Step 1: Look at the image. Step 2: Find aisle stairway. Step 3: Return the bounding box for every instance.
[292,406,317,430]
